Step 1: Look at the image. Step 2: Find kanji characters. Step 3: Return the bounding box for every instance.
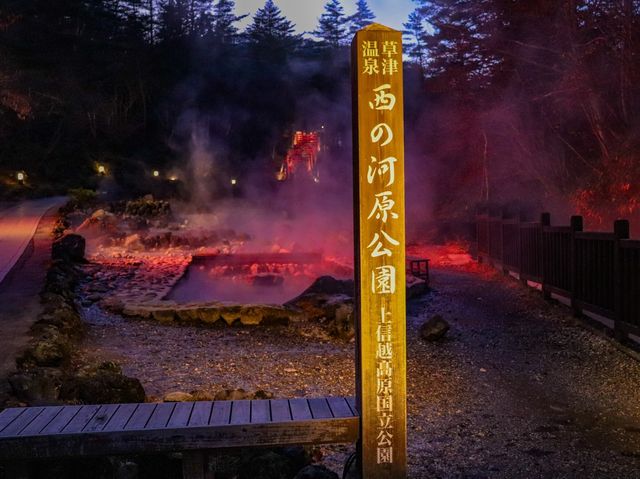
[369,84,396,111]
[372,265,396,294]
[371,123,393,146]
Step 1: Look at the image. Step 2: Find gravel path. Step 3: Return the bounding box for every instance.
[79,265,640,478]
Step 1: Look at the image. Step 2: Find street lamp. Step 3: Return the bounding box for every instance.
[16,172,25,184]
[97,165,106,176]
[153,170,160,178]
[231,178,237,186]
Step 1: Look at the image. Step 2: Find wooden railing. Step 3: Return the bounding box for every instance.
[477,212,639,340]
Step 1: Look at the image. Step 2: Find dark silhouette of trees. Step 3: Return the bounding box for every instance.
[314,0,350,48]
[349,0,376,35]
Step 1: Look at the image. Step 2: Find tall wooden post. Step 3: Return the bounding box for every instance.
[352,24,407,478]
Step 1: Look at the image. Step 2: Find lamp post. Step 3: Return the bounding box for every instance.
[16,172,25,185]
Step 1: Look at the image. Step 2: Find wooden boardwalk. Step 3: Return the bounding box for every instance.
[0,397,358,461]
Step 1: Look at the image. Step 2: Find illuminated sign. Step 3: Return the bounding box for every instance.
[352,24,407,478]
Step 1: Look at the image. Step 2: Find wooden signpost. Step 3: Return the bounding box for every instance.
[352,24,407,478]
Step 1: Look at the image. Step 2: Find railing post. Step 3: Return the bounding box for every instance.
[614,219,630,341]
[569,216,583,317]
[541,213,551,299]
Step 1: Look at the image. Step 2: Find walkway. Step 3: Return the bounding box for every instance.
[0,197,66,376]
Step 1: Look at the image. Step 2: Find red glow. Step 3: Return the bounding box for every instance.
[278,131,321,181]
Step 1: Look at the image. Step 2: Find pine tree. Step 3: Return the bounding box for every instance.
[349,0,375,35]
[207,0,247,43]
[403,9,426,71]
[313,0,349,48]
[245,0,298,46]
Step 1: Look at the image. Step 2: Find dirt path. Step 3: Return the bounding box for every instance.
[79,265,640,478]
[408,267,640,478]
[0,204,63,376]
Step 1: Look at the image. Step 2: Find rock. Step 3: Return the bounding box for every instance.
[52,234,86,263]
[59,362,145,404]
[329,303,355,341]
[294,465,340,479]
[214,389,274,401]
[419,315,450,341]
[291,276,354,299]
[17,326,73,368]
[38,308,84,340]
[163,391,195,402]
[190,389,214,401]
[8,368,63,403]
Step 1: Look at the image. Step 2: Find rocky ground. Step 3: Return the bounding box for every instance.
[76,262,640,478]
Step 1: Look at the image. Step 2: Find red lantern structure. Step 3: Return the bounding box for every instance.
[277,131,321,182]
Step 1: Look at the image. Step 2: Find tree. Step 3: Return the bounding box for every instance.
[313,0,349,48]
[349,0,375,35]
[403,10,427,71]
[209,0,247,44]
[245,0,298,47]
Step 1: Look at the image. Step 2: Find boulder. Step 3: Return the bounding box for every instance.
[8,368,63,403]
[419,315,450,341]
[52,234,86,263]
[17,326,73,368]
[214,389,274,401]
[329,303,355,341]
[163,391,194,402]
[59,362,145,404]
[291,276,354,299]
[294,465,340,479]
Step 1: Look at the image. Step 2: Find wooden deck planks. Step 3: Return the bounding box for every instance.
[188,402,213,427]
[146,403,176,429]
[0,397,360,461]
[83,404,120,433]
[269,399,292,422]
[326,397,354,418]
[229,400,250,425]
[20,407,63,436]
[346,396,357,414]
[103,403,137,432]
[124,403,156,430]
[0,407,44,437]
[308,398,333,419]
[210,401,232,426]
[167,402,194,428]
[289,399,312,421]
[62,405,100,434]
[0,409,25,433]
[40,406,82,434]
[250,400,270,424]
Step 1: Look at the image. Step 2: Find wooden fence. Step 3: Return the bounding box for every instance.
[477,212,640,340]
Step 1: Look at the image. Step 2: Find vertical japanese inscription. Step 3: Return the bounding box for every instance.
[352,24,407,478]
